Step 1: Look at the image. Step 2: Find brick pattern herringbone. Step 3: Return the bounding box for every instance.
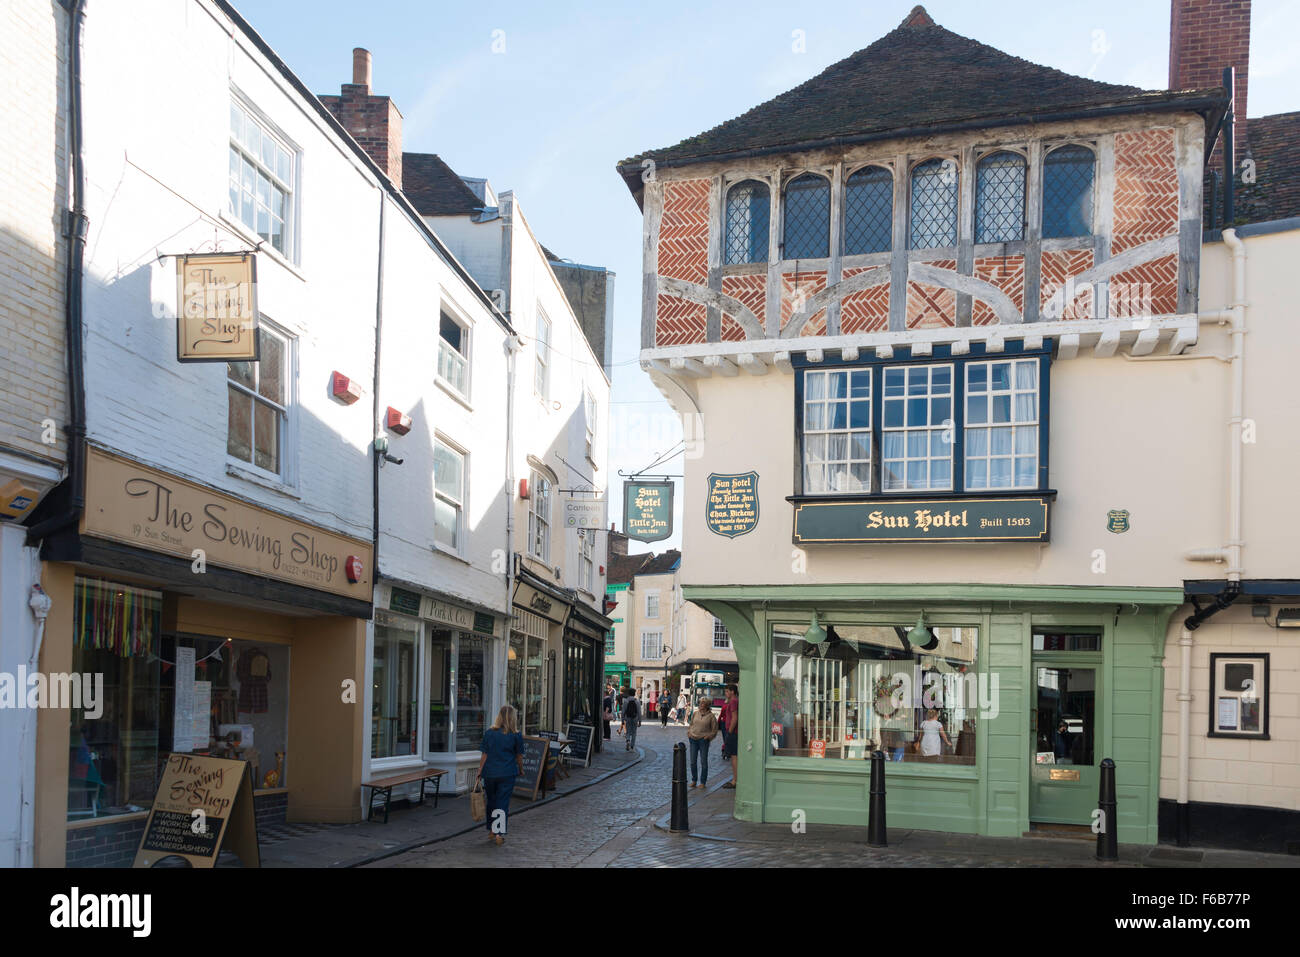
[1111,253,1178,317]
[781,270,827,335]
[720,316,746,341]
[906,260,957,328]
[655,293,707,346]
[1112,128,1179,255]
[658,179,710,284]
[839,267,890,333]
[1039,249,1095,319]
[721,273,767,339]
[971,255,1025,326]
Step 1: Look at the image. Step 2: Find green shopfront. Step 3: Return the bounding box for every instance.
[688,585,1181,844]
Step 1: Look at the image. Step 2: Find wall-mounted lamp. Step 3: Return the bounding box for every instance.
[1275,608,1300,628]
[804,611,827,645]
[907,614,940,651]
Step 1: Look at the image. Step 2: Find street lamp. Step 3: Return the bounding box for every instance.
[662,644,674,706]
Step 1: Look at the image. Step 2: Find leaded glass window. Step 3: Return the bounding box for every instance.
[724,180,770,265]
[844,166,893,255]
[909,159,958,249]
[975,151,1026,244]
[964,359,1039,490]
[1042,145,1095,238]
[782,173,830,260]
[881,364,952,491]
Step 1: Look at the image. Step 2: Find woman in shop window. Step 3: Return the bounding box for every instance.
[477,705,524,846]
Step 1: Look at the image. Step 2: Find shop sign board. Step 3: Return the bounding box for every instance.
[623,481,673,543]
[563,496,604,529]
[793,496,1051,543]
[565,723,594,768]
[134,753,259,867]
[175,252,259,362]
[513,580,569,625]
[83,447,373,599]
[706,471,759,538]
[513,736,551,800]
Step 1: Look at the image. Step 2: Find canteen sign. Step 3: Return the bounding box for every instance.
[176,252,259,361]
[623,480,673,544]
[706,471,759,538]
[793,496,1051,544]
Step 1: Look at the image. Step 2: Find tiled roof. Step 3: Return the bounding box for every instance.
[639,549,681,575]
[617,5,1224,196]
[607,552,650,586]
[402,152,483,216]
[1237,112,1300,224]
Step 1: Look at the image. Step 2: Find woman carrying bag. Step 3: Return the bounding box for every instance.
[476,705,524,846]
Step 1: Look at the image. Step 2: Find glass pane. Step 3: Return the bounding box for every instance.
[931,459,951,487]
[825,372,846,399]
[1016,360,1037,389]
[968,363,987,392]
[257,331,284,403]
[805,403,825,430]
[829,404,847,430]
[850,370,872,397]
[276,147,291,184]
[989,457,1012,487]
[433,444,463,498]
[227,387,252,462]
[427,630,452,752]
[806,434,827,462]
[1015,393,1037,422]
[850,431,871,459]
[1015,456,1036,486]
[826,434,848,461]
[930,431,948,457]
[991,363,1011,391]
[907,460,925,487]
[434,497,458,549]
[826,463,848,491]
[882,433,903,459]
[967,395,988,424]
[930,397,950,424]
[907,397,927,426]
[227,359,254,389]
[1016,429,1037,455]
[844,166,893,255]
[966,428,988,456]
[246,122,261,162]
[782,174,830,260]
[457,636,490,750]
[910,158,958,249]
[975,151,1026,243]
[1034,666,1096,765]
[907,431,926,457]
[966,459,987,489]
[884,400,904,428]
[805,465,826,493]
[849,462,871,489]
[991,427,1013,455]
[230,103,242,138]
[1042,146,1094,239]
[439,312,463,352]
[993,395,1011,422]
[253,400,280,473]
[373,622,417,758]
[725,180,770,265]
[805,371,825,400]
[849,400,871,428]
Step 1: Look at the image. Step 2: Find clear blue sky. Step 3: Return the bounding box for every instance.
[233,0,1298,553]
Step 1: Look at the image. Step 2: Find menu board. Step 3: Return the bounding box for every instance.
[565,723,594,768]
[134,753,259,868]
[513,736,550,800]
[172,647,196,753]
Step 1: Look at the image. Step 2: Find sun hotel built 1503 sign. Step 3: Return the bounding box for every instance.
[793,496,1052,543]
[175,251,259,362]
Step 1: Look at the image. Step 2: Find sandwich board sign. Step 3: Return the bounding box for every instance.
[134,753,259,867]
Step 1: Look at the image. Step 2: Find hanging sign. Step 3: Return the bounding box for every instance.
[623,481,673,543]
[134,754,259,867]
[176,252,259,362]
[706,471,759,538]
[563,496,605,529]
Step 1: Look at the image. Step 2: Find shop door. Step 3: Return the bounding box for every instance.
[1029,657,1101,825]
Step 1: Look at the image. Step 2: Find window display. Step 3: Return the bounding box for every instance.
[428,629,452,752]
[769,623,978,765]
[456,634,490,750]
[373,613,419,759]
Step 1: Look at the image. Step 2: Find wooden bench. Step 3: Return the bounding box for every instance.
[361,767,448,824]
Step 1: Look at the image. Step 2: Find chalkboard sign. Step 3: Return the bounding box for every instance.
[513,736,550,800]
[534,729,560,741]
[565,723,594,768]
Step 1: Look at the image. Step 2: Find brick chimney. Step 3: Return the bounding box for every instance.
[320,48,403,189]
[608,527,628,558]
[1169,0,1250,156]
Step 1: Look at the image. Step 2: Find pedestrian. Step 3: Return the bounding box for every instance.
[687,698,719,788]
[476,704,524,846]
[660,687,672,728]
[602,687,613,741]
[648,688,658,721]
[623,692,641,751]
[616,687,626,737]
[719,682,739,788]
[676,690,689,726]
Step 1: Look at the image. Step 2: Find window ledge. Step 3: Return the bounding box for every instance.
[721,262,767,277]
[434,377,473,411]
[226,463,301,499]
[787,489,1056,504]
[218,210,306,282]
[765,755,979,777]
[432,543,471,565]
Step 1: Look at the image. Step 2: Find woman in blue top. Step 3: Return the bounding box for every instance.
[477,705,524,846]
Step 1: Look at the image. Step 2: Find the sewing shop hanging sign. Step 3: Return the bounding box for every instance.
[175,252,259,362]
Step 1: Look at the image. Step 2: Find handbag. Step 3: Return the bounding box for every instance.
[469,779,486,822]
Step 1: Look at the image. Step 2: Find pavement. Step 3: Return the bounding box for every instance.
[257,723,1299,868]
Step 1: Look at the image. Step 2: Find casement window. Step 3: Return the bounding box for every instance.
[578,528,594,593]
[713,617,731,649]
[528,469,552,562]
[535,308,551,400]
[227,324,291,478]
[975,151,1026,244]
[228,99,295,258]
[909,158,958,249]
[645,591,660,619]
[724,180,770,265]
[796,347,1048,497]
[433,439,466,551]
[437,307,470,398]
[641,630,663,660]
[782,173,831,260]
[1042,145,1095,238]
[843,165,893,255]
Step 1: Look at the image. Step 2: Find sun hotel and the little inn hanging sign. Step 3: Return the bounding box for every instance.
[175,251,259,362]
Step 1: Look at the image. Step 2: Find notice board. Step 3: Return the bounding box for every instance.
[133,753,259,868]
[565,723,594,768]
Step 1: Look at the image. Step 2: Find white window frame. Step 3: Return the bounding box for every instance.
[228,94,299,262]
[641,630,663,661]
[963,358,1039,491]
[645,590,660,619]
[803,368,872,494]
[535,307,552,401]
[528,469,552,562]
[436,298,472,401]
[713,617,731,649]
[433,436,467,555]
[881,362,954,492]
[578,528,594,594]
[226,319,296,484]
[584,386,597,460]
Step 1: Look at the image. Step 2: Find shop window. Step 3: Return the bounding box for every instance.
[528,469,552,562]
[713,617,731,649]
[964,359,1039,490]
[564,639,594,724]
[769,623,978,764]
[373,615,419,759]
[909,158,958,249]
[456,635,491,750]
[433,438,465,551]
[508,611,548,734]
[974,151,1026,244]
[782,173,831,260]
[428,629,452,752]
[1042,145,1095,238]
[229,98,295,258]
[724,179,770,265]
[1209,653,1269,738]
[843,165,893,255]
[227,323,291,478]
[437,307,470,397]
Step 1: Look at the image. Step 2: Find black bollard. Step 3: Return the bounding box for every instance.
[1096,757,1118,861]
[867,749,887,847]
[670,741,689,832]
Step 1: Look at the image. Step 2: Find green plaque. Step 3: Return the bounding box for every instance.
[623,480,673,544]
[793,496,1051,543]
[706,471,759,538]
[473,611,495,635]
[388,586,422,615]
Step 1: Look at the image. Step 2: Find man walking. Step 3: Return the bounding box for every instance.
[660,686,672,728]
[719,683,739,788]
[623,692,641,751]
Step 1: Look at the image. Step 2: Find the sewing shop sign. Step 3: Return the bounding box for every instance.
[175,252,259,361]
[82,447,373,598]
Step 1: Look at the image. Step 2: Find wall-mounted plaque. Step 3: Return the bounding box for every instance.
[176,252,259,362]
[706,472,759,539]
